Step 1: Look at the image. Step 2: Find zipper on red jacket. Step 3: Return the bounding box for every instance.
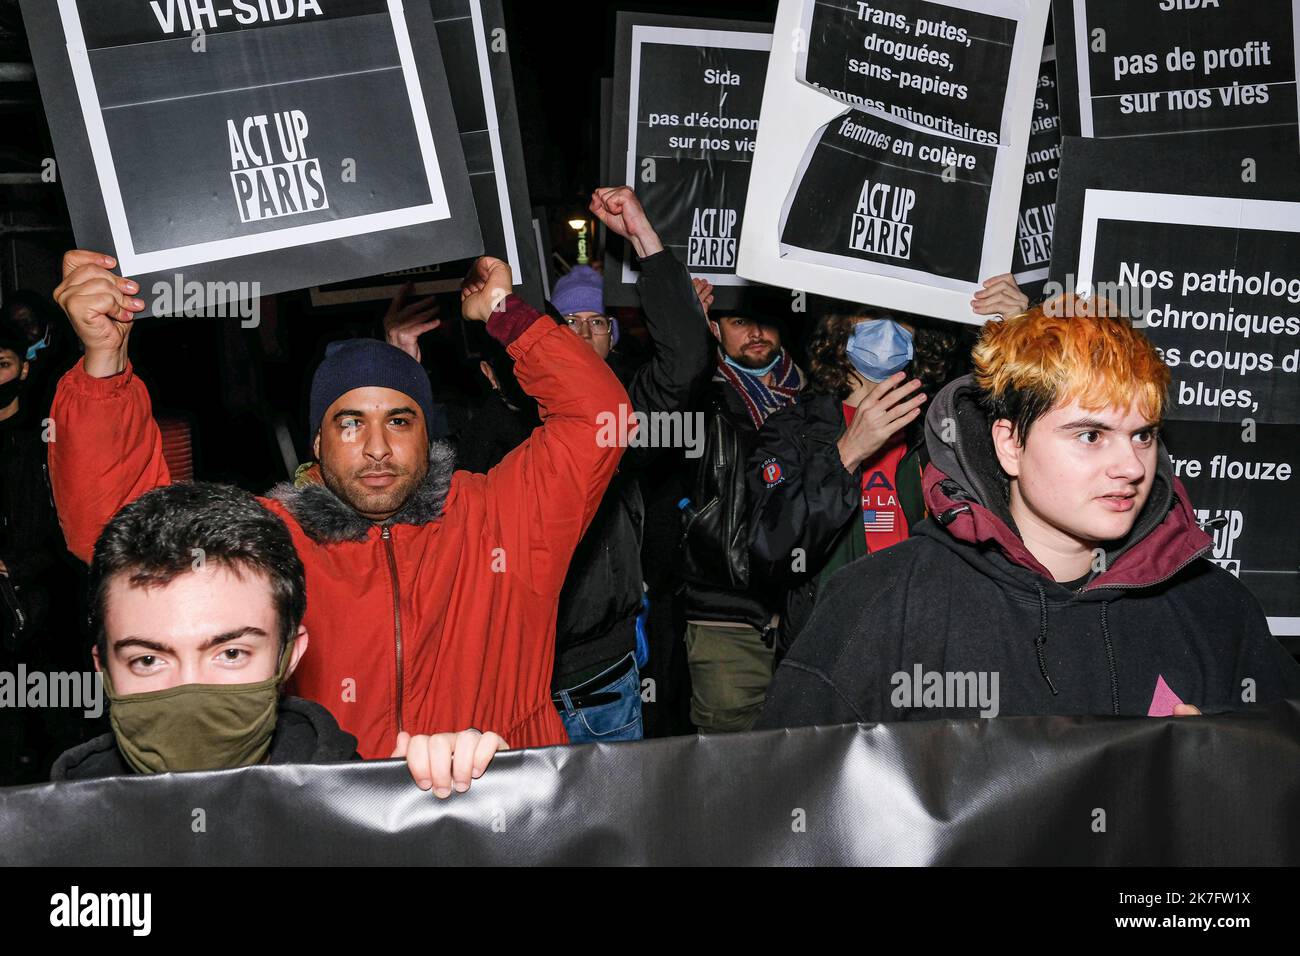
[381,526,404,733]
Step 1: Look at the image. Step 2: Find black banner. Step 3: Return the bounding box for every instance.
[2,704,1297,865]
[21,0,481,315]
[1054,0,1300,139]
[779,111,995,282]
[1050,130,1300,632]
[605,14,770,309]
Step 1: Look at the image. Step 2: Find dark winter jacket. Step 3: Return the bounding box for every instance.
[0,404,61,647]
[549,249,708,680]
[447,251,708,682]
[450,389,537,476]
[746,391,927,659]
[757,375,1300,727]
[679,375,776,632]
[50,696,361,781]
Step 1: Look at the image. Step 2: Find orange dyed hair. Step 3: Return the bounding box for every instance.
[972,294,1170,441]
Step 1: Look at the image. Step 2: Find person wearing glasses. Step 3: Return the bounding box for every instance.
[546,186,712,742]
[462,187,709,743]
[556,284,617,357]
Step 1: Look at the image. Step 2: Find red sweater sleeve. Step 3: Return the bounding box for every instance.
[49,359,172,563]
[483,299,629,596]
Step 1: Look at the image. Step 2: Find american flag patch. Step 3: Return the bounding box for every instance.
[864,510,895,533]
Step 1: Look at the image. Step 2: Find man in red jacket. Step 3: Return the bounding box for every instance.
[48,251,629,757]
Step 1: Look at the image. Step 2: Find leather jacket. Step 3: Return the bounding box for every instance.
[678,380,777,633]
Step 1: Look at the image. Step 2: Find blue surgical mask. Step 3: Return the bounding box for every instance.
[724,350,782,378]
[846,319,913,382]
[25,328,49,362]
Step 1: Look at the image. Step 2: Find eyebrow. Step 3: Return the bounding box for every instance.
[1056,418,1160,433]
[113,626,270,655]
[332,407,419,421]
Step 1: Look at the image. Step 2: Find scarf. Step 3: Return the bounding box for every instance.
[712,347,805,429]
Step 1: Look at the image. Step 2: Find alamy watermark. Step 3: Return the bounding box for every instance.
[0,667,102,718]
[596,404,705,459]
[50,886,150,936]
[1041,273,1154,322]
[890,665,1000,718]
[151,273,261,327]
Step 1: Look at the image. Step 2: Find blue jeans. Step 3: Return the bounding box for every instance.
[553,653,644,744]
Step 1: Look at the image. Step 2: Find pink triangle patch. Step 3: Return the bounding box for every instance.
[1147,674,1185,717]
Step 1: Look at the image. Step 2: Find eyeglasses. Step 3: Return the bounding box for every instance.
[564,315,612,335]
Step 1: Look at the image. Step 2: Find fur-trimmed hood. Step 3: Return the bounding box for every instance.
[265,441,457,544]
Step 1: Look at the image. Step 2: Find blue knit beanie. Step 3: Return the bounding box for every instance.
[309,339,436,439]
[552,265,605,318]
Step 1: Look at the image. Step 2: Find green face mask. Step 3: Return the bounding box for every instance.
[102,643,294,775]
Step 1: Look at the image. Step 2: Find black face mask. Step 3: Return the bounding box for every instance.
[0,377,22,409]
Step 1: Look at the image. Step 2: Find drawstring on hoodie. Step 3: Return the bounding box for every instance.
[1033,584,1059,696]
[1032,585,1122,713]
[1100,601,1120,715]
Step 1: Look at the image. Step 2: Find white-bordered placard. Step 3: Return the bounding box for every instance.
[1074,186,1300,636]
[624,24,772,289]
[737,0,1051,325]
[56,0,451,277]
[1068,0,1300,143]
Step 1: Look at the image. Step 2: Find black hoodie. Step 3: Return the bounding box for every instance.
[49,696,360,782]
[757,376,1300,727]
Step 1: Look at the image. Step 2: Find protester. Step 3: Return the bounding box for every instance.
[378,283,464,442]
[0,329,69,783]
[678,283,805,733]
[548,187,708,741]
[50,482,507,793]
[747,275,1025,660]
[2,289,73,417]
[745,312,961,661]
[47,251,629,757]
[0,327,57,637]
[390,187,708,742]
[758,296,1300,727]
[455,333,541,473]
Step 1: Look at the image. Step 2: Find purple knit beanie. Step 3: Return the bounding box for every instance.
[552,266,605,318]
